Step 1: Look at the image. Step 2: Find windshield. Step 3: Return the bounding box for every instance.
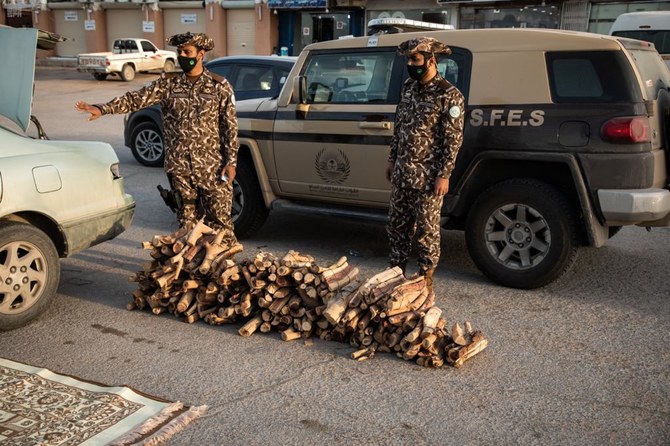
[612,30,670,54]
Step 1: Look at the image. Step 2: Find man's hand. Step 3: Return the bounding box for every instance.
[74,101,102,121]
[435,177,449,196]
[385,161,394,182]
[222,165,236,183]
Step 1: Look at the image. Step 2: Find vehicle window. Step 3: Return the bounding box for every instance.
[546,51,641,103]
[114,40,138,53]
[235,65,274,92]
[207,63,232,79]
[612,30,670,54]
[278,67,291,87]
[627,48,670,99]
[303,51,395,104]
[141,41,156,53]
[435,49,470,96]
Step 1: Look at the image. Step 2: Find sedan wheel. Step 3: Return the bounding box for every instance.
[0,223,59,330]
[465,179,578,289]
[130,122,165,167]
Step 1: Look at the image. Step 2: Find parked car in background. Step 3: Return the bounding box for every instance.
[610,11,670,68]
[123,55,297,167]
[77,38,177,82]
[0,27,136,330]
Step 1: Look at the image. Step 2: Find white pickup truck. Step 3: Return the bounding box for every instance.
[77,38,177,82]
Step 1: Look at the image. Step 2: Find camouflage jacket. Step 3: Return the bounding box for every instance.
[389,74,465,191]
[97,69,239,185]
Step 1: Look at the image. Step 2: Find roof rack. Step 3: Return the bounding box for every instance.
[367,18,455,36]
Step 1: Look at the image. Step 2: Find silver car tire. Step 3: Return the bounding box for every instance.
[130,122,165,167]
[0,222,60,331]
[121,64,135,82]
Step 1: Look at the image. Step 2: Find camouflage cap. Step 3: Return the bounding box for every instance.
[167,32,214,51]
[397,37,451,56]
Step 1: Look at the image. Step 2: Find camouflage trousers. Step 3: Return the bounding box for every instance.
[168,171,238,246]
[387,185,444,273]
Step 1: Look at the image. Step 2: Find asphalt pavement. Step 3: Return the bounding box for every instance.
[0,67,668,445]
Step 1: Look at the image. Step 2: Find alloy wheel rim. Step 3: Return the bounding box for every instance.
[136,129,163,162]
[483,203,551,270]
[0,241,48,315]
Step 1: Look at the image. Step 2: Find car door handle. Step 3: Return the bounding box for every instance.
[359,122,391,130]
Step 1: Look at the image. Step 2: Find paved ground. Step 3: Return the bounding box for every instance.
[0,68,668,445]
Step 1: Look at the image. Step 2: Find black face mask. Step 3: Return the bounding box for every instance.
[178,55,198,73]
[407,62,429,81]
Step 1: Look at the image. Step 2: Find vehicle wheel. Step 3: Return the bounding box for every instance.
[232,158,269,238]
[0,223,60,331]
[130,121,165,167]
[120,64,135,82]
[93,73,108,81]
[465,179,578,289]
[163,59,175,73]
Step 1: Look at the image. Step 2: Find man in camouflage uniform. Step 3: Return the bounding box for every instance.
[75,32,239,246]
[385,37,465,291]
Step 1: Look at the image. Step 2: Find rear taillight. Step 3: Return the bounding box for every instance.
[111,163,121,179]
[106,58,110,66]
[601,117,650,143]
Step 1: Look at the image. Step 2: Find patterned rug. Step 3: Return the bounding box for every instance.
[0,357,206,445]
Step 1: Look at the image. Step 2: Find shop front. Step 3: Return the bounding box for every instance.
[268,0,365,56]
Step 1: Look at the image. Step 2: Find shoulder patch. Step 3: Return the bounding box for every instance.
[437,78,455,93]
[210,72,226,83]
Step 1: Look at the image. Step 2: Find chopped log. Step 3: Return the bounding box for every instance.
[421,307,442,339]
[238,315,263,337]
[176,290,196,313]
[325,265,360,291]
[449,332,489,368]
[320,256,348,280]
[281,327,302,341]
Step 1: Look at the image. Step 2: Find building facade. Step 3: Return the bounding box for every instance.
[1,0,669,58]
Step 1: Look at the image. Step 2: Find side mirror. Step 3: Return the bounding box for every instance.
[293,75,306,104]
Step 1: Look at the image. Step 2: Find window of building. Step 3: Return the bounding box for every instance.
[459,4,561,29]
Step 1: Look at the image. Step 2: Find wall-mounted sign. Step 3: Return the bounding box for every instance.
[143,21,155,33]
[84,20,95,31]
[64,11,78,21]
[181,14,197,25]
[268,0,327,8]
[302,27,310,36]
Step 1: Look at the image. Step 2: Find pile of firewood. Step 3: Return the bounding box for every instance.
[128,221,488,368]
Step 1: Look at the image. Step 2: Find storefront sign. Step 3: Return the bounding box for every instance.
[267,0,327,8]
[143,21,155,33]
[181,14,197,25]
[84,20,95,31]
[64,11,78,21]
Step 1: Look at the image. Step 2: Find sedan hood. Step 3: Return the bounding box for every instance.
[0,27,38,132]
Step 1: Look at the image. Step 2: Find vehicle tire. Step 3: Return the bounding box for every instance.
[163,59,175,73]
[120,64,135,82]
[232,158,269,238]
[0,222,60,331]
[465,179,578,289]
[93,73,108,81]
[130,121,165,167]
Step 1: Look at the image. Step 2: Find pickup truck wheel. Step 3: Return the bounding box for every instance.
[130,122,165,167]
[0,223,60,331]
[93,73,108,81]
[120,64,135,82]
[465,179,578,289]
[232,159,268,238]
[163,59,175,73]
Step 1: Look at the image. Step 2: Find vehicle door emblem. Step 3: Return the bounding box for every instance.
[315,148,350,184]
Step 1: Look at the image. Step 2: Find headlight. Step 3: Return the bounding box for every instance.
[111,163,121,179]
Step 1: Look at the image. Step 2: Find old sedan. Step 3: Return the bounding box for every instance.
[0,27,136,330]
